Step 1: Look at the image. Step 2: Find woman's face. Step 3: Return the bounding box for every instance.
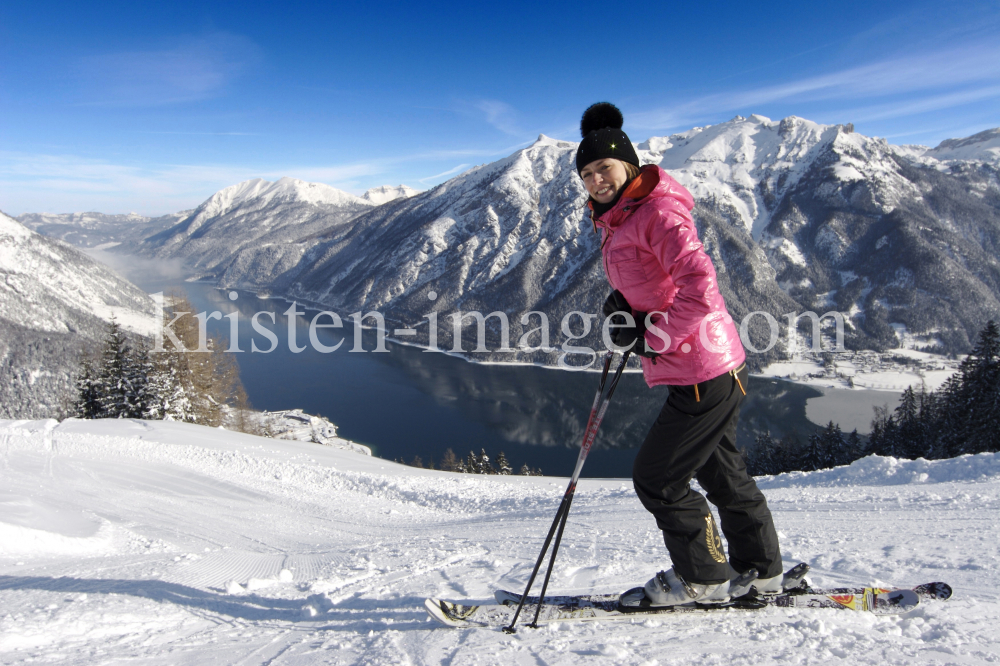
[580,158,628,204]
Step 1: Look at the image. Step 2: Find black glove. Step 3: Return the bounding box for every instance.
[603,290,659,359]
[602,289,631,320]
[611,314,659,358]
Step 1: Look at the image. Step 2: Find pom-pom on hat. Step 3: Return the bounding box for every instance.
[576,102,640,174]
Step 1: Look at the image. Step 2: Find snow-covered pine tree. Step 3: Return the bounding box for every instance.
[144,347,194,422]
[479,449,496,474]
[496,451,512,475]
[74,356,102,419]
[92,318,148,419]
[466,451,482,474]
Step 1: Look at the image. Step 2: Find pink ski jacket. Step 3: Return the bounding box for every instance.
[593,165,745,387]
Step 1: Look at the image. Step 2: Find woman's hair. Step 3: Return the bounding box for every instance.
[623,162,641,180]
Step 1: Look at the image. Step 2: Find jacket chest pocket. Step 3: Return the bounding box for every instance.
[608,245,648,290]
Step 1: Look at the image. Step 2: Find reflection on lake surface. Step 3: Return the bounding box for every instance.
[102,254,898,478]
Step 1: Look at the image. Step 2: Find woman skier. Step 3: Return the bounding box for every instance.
[577,102,784,605]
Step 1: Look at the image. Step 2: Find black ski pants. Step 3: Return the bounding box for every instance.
[632,364,782,584]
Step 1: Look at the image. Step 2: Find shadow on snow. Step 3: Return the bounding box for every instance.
[0,575,438,631]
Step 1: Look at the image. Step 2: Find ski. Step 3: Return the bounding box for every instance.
[425,565,950,629]
[425,586,928,628]
[494,581,952,608]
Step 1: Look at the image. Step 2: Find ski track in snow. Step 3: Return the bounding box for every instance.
[1,419,998,665]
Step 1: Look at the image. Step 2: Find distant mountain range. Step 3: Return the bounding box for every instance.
[0,211,157,418]
[14,118,1000,368]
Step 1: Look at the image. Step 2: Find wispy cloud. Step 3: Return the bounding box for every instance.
[629,41,1000,131]
[835,85,1000,124]
[475,100,523,135]
[0,151,380,215]
[418,164,471,184]
[74,32,262,106]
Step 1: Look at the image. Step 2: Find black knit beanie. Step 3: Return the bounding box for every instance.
[576,102,640,174]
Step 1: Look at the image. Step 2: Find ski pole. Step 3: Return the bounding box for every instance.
[504,349,631,633]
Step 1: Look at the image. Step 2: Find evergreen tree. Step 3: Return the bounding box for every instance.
[746,432,779,476]
[496,451,512,475]
[144,348,194,422]
[894,386,924,459]
[956,321,1000,454]
[466,450,481,474]
[845,429,864,463]
[936,373,966,458]
[478,449,496,474]
[77,318,150,419]
[804,421,847,470]
[74,356,102,419]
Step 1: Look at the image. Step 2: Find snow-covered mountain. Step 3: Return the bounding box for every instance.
[361,184,421,205]
[141,177,375,278]
[22,117,1000,362]
[0,212,157,418]
[260,134,794,362]
[651,115,1000,353]
[1,417,997,662]
[16,210,190,249]
[905,127,1000,164]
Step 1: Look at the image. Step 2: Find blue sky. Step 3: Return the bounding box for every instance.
[2,0,998,215]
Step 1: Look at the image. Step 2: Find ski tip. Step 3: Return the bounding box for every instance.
[913,582,953,601]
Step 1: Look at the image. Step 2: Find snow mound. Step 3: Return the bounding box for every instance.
[0,521,115,557]
[758,451,1000,489]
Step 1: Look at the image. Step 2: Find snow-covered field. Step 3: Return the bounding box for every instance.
[1,419,998,665]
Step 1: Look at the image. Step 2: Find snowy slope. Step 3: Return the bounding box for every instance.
[0,212,158,419]
[0,212,156,336]
[1,418,997,664]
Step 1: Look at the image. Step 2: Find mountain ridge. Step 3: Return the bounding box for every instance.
[16,118,1000,365]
